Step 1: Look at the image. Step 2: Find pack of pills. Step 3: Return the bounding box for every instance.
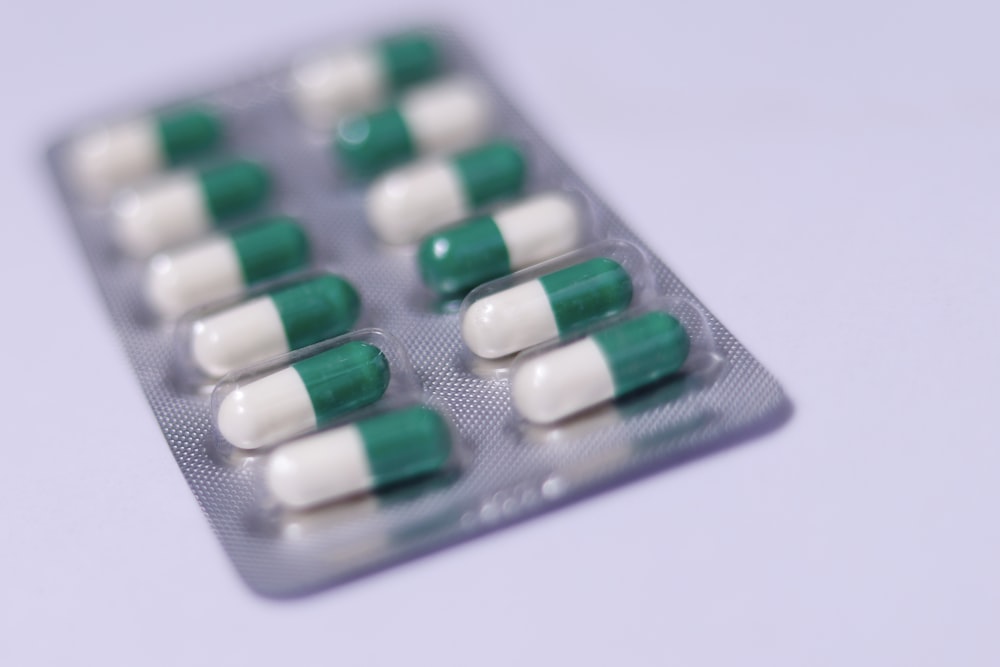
[47,27,789,596]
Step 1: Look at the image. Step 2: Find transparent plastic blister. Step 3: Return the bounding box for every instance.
[172,268,366,391]
[47,26,789,597]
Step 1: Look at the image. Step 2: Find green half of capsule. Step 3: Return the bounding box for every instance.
[452,142,526,208]
[156,107,222,165]
[292,341,391,425]
[357,405,452,489]
[593,311,691,397]
[230,217,310,285]
[540,257,634,337]
[376,32,441,90]
[198,159,271,221]
[335,108,414,177]
[271,275,362,350]
[417,215,510,297]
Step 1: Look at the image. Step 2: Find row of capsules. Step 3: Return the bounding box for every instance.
[67,32,469,513]
[65,29,712,518]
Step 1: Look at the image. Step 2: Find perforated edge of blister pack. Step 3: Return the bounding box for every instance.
[46,26,790,597]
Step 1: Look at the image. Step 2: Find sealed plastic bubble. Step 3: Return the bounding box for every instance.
[509,297,722,427]
[68,104,224,202]
[416,189,597,300]
[211,329,417,456]
[144,216,311,321]
[259,398,464,511]
[459,239,656,365]
[173,269,364,388]
[334,76,495,178]
[365,139,530,244]
[47,25,788,597]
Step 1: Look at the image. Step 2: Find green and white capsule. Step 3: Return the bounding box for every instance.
[190,275,361,378]
[290,32,441,130]
[367,141,527,244]
[418,192,582,297]
[462,257,633,359]
[68,106,222,200]
[266,405,452,508]
[218,341,390,450]
[335,77,492,176]
[113,159,270,257]
[145,217,309,319]
[512,311,690,424]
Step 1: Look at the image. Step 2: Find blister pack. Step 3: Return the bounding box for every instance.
[47,26,789,596]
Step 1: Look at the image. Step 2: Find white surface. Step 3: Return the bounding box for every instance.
[493,191,581,268]
[366,156,468,243]
[145,235,244,318]
[191,296,289,378]
[290,46,387,130]
[512,337,616,423]
[112,171,211,257]
[3,1,999,666]
[401,77,493,155]
[462,279,560,358]
[267,425,373,508]
[217,366,317,450]
[68,116,162,201]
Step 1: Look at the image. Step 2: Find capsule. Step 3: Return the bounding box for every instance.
[366,141,526,245]
[290,32,440,130]
[462,257,633,359]
[266,405,452,508]
[418,192,581,297]
[145,217,309,319]
[68,106,222,200]
[190,275,361,378]
[218,341,390,450]
[335,78,492,177]
[512,311,690,424]
[112,159,270,257]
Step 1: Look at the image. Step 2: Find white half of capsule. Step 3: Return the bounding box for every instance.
[462,279,559,359]
[68,117,163,201]
[112,172,211,257]
[266,425,373,508]
[289,47,388,130]
[399,78,492,156]
[512,337,616,424]
[190,296,289,378]
[492,192,582,270]
[366,158,468,244]
[145,235,244,320]
[217,366,316,450]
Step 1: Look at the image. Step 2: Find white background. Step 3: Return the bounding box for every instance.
[2,1,998,664]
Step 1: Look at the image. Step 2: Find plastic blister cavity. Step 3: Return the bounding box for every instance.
[210,329,417,458]
[172,269,365,390]
[415,188,598,302]
[508,297,724,430]
[458,239,655,373]
[256,397,464,513]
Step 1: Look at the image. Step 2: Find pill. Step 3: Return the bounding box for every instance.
[145,217,309,319]
[290,32,440,130]
[112,159,270,257]
[462,257,633,359]
[512,311,690,424]
[218,341,390,450]
[266,405,452,508]
[367,141,526,244]
[68,106,222,200]
[190,274,361,378]
[418,192,581,297]
[335,77,492,177]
